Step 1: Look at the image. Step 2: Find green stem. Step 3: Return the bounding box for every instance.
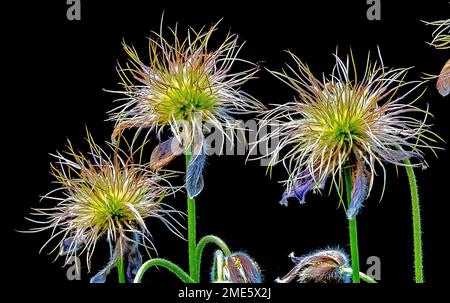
[133,258,195,283]
[194,235,232,281]
[344,166,361,283]
[403,158,424,283]
[185,148,197,281]
[341,267,377,283]
[117,256,126,283]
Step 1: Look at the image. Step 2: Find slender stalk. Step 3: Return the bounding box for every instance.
[403,158,424,283]
[133,258,195,283]
[344,166,360,283]
[185,147,197,280]
[341,267,377,283]
[194,235,232,281]
[117,256,126,283]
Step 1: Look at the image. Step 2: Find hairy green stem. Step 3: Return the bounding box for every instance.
[117,256,126,283]
[341,267,377,283]
[194,235,232,281]
[133,258,195,283]
[344,166,361,283]
[185,148,197,281]
[403,158,424,283]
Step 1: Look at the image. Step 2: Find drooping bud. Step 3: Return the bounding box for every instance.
[211,250,262,283]
[275,249,350,283]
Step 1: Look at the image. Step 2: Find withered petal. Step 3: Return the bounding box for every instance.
[437,59,450,97]
[150,137,183,171]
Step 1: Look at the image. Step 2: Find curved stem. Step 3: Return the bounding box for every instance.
[403,158,424,283]
[344,166,361,283]
[341,267,377,283]
[194,235,232,281]
[133,258,195,283]
[117,256,126,283]
[185,148,197,281]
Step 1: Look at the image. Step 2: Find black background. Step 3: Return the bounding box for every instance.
[3,0,449,299]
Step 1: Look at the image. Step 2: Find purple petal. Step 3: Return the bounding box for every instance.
[346,163,369,219]
[280,174,314,206]
[288,252,303,264]
[126,235,143,283]
[59,236,84,256]
[150,137,183,171]
[90,257,116,283]
[186,143,206,198]
[387,149,423,162]
[236,253,263,283]
[90,268,109,283]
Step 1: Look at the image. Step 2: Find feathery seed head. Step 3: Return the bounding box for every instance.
[110,21,263,141]
[423,19,450,97]
[260,50,440,218]
[26,132,183,280]
[109,21,264,198]
[424,19,450,50]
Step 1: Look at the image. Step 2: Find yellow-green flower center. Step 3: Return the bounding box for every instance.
[333,120,363,145]
[154,70,218,122]
[73,172,148,230]
[311,96,369,151]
